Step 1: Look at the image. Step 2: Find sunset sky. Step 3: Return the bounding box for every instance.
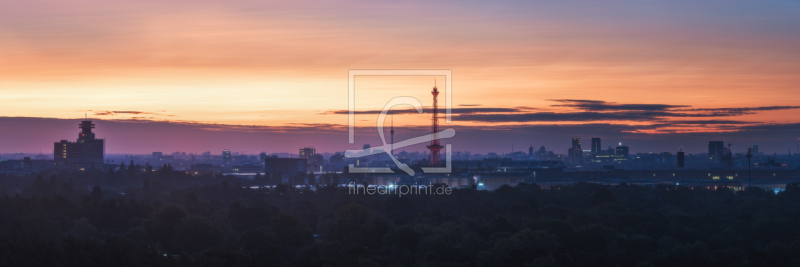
[1,0,799,154]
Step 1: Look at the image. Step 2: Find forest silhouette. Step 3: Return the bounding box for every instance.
[0,165,798,266]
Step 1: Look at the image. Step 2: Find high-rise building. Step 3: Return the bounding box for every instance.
[677,150,685,167]
[528,146,533,157]
[53,120,104,168]
[615,145,629,158]
[591,138,601,155]
[299,147,316,158]
[222,149,232,166]
[708,141,724,162]
[537,146,547,160]
[753,145,759,155]
[568,138,583,164]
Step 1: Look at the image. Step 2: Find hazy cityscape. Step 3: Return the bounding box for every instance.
[2,0,800,266]
[1,117,799,266]
[0,117,798,192]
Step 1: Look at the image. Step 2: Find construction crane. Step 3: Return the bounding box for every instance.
[727,143,755,187]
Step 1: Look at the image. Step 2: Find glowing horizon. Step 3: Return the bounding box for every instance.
[1,0,799,153]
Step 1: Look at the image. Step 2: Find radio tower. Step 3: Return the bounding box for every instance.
[390,115,394,156]
[426,81,444,166]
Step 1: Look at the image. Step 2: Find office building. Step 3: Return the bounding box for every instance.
[190,163,221,175]
[537,146,547,160]
[232,162,263,174]
[709,141,724,162]
[222,149,232,166]
[615,144,629,158]
[677,150,685,167]
[299,147,316,158]
[53,120,104,169]
[591,138,601,155]
[568,138,583,164]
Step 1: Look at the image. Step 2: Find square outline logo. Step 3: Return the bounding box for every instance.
[348,69,453,174]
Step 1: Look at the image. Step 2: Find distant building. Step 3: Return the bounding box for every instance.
[709,141,725,162]
[329,152,345,165]
[299,147,316,158]
[568,138,583,164]
[591,138,601,155]
[659,152,672,164]
[615,145,629,158]
[308,154,324,170]
[677,150,685,167]
[222,149,232,166]
[264,157,307,179]
[537,146,548,160]
[606,145,615,155]
[190,163,220,175]
[231,162,263,174]
[53,120,104,169]
[0,157,53,174]
[152,152,163,159]
[528,146,533,157]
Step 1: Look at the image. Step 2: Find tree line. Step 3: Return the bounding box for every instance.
[0,168,799,266]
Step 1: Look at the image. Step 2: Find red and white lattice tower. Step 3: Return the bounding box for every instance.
[426,82,444,166]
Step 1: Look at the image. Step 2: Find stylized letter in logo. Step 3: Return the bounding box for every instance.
[346,70,455,176]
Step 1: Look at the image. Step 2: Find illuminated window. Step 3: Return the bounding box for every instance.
[726,176,733,180]
[712,176,720,180]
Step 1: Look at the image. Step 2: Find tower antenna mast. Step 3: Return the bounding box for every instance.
[426,81,443,166]
[747,147,753,188]
[390,115,394,156]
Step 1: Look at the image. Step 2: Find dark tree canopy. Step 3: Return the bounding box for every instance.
[0,169,799,266]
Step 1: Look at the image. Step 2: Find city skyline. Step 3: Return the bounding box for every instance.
[2,1,800,265]
[1,1,799,152]
[0,116,797,155]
